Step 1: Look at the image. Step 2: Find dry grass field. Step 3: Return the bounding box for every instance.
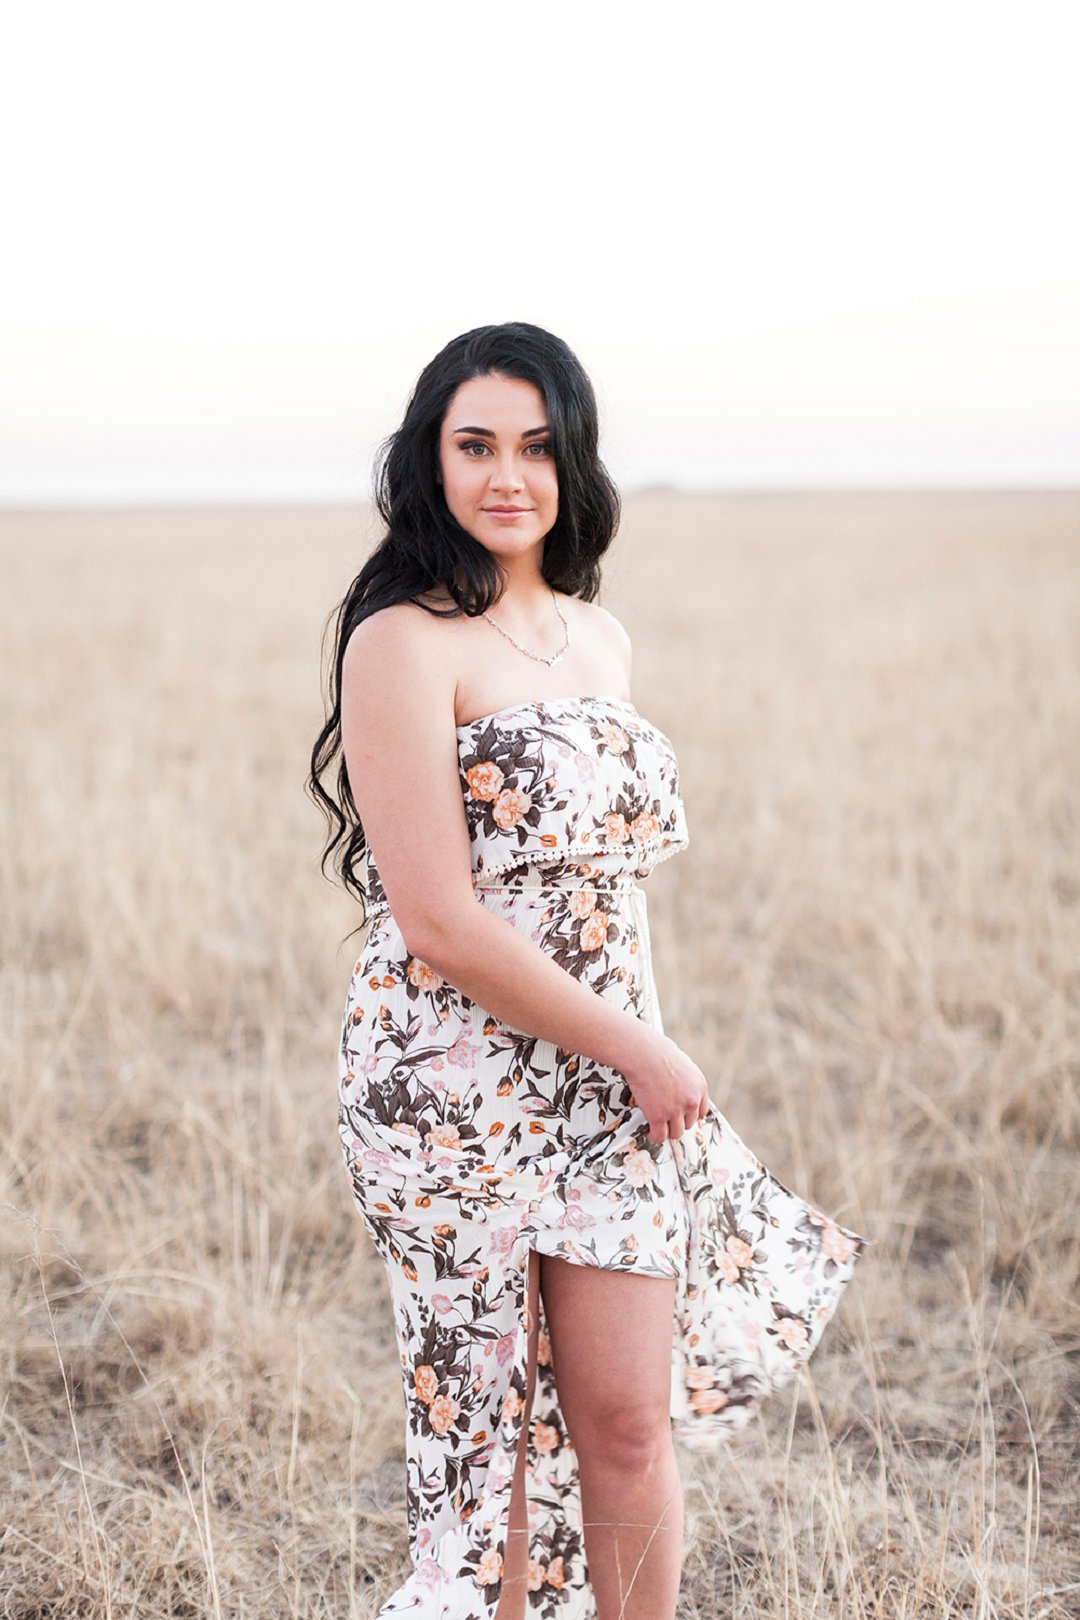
[2,491,1078,1618]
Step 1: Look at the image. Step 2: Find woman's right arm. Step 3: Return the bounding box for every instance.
[340,608,709,1144]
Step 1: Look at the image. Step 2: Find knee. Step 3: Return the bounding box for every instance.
[571,1398,671,1472]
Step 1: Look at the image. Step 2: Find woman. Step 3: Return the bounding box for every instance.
[309,322,871,1620]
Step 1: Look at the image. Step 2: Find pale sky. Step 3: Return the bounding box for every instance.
[3,1,1078,502]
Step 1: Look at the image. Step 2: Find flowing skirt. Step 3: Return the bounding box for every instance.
[338,865,872,1618]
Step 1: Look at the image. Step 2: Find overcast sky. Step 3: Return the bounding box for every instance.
[3,1,1078,502]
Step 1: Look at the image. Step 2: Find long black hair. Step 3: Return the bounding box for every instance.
[307,321,622,920]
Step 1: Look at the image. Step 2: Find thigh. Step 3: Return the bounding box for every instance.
[537,1254,675,1445]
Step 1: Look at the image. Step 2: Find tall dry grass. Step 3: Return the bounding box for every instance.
[2,492,1077,1617]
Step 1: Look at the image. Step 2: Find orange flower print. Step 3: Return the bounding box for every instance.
[426,1122,463,1150]
[684,1365,716,1390]
[408,957,443,991]
[571,889,596,919]
[546,1556,566,1588]
[475,1546,503,1586]
[533,1419,559,1455]
[429,1393,461,1435]
[391,1121,420,1137]
[630,809,661,843]
[691,1385,729,1414]
[537,1329,552,1366]
[465,761,504,801]
[623,1146,659,1187]
[777,1316,810,1351]
[602,811,629,844]
[726,1235,754,1267]
[528,1559,546,1590]
[821,1222,859,1264]
[493,786,532,829]
[414,1364,438,1405]
[579,909,610,951]
[502,1387,523,1420]
[598,719,630,754]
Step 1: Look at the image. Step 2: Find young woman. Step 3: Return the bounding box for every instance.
[309,322,870,1620]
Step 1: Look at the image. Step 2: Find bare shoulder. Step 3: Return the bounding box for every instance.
[344,597,449,662]
[567,597,633,681]
[339,601,472,950]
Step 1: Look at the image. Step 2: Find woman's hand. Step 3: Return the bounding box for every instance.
[619,1027,712,1145]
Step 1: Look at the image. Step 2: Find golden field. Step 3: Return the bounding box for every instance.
[2,491,1078,1617]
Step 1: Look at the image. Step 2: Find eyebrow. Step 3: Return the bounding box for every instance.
[451,425,550,438]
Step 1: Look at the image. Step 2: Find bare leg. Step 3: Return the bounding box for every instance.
[495,1249,540,1620]
[539,1255,683,1620]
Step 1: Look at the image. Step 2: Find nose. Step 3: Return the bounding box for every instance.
[489,452,526,494]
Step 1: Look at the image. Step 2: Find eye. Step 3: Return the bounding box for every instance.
[525,441,552,456]
[461,441,490,456]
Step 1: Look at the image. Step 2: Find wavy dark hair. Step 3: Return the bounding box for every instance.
[307,320,622,926]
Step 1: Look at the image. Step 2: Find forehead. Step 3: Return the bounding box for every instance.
[444,373,546,427]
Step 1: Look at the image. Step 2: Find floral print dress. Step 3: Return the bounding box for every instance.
[338,694,872,1619]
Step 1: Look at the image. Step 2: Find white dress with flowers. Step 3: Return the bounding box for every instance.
[338,694,871,1619]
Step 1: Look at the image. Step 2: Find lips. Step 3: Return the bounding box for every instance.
[483,507,531,513]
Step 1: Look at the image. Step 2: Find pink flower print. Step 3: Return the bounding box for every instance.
[562,1204,595,1231]
[415,1556,444,1588]
[446,1037,479,1068]
[571,889,597,919]
[493,787,532,829]
[495,1333,517,1366]
[489,1224,520,1257]
[431,1294,454,1315]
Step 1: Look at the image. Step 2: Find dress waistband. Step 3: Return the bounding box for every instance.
[473,873,644,893]
[366,869,646,923]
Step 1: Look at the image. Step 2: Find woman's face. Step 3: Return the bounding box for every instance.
[437,373,558,557]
